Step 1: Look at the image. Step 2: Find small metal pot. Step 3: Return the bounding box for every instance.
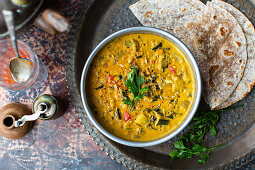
[80,27,202,147]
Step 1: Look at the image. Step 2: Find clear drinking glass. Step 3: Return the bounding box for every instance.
[0,39,48,91]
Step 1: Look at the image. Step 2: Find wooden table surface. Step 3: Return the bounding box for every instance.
[0,0,254,169]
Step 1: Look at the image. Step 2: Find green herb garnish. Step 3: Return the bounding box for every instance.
[94,85,104,90]
[182,105,243,143]
[151,95,159,103]
[152,42,162,51]
[153,108,163,116]
[169,140,226,164]
[167,114,174,119]
[115,50,124,58]
[115,108,121,119]
[157,119,169,125]
[169,105,243,164]
[145,108,152,112]
[136,55,143,59]
[122,67,150,110]
[122,97,134,106]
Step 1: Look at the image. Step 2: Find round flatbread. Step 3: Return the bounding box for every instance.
[129,0,247,109]
[210,0,255,109]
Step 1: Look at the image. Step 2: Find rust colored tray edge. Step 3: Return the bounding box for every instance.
[65,0,255,169]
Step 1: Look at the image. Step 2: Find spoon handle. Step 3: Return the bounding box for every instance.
[2,10,20,58]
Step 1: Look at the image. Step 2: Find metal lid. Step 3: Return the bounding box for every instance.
[11,0,31,7]
[32,94,59,120]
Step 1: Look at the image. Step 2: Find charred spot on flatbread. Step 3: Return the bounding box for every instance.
[145,11,153,17]
[209,80,216,87]
[209,65,220,77]
[209,65,220,88]
[182,8,187,12]
[224,50,235,56]
[197,38,202,44]
[227,81,233,86]
[220,26,228,36]
[235,41,241,47]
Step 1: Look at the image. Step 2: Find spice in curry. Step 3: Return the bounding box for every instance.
[86,33,196,142]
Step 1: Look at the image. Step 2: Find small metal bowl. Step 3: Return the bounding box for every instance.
[80,27,202,147]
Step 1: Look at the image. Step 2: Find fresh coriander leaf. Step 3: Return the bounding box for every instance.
[198,154,209,164]
[134,93,145,101]
[170,143,222,164]
[125,79,139,95]
[198,124,206,129]
[122,67,150,110]
[169,150,179,158]
[177,150,187,159]
[140,86,150,92]
[196,131,205,143]
[169,105,242,164]
[189,134,195,142]
[208,143,226,151]
[174,140,185,150]
[136,75,144,89]
[122,98,134,105]
[192,144,207,154]
[209,124,217,136]
[128,67,137,80]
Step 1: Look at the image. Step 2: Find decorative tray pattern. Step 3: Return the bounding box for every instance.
[65,0,255,169]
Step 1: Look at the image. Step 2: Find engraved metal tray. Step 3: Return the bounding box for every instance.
[65,0,255,169]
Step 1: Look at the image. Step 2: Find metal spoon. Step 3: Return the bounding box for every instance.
[2,10,33,84]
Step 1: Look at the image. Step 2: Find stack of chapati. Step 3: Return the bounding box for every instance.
[130,0,255,110]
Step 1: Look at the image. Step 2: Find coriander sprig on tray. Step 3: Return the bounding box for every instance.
[169,105,243,164]
[170,140,226,164]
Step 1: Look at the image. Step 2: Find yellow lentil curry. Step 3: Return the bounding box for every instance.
[86,33,196,142]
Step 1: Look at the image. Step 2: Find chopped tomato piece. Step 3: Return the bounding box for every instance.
[107,75,114,81]
[124,111,131,121]
[116,85,121,90]
[169,66,177,74]
[151,59,155,64]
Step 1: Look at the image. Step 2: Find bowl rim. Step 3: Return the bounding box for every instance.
[80,26,202,147]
